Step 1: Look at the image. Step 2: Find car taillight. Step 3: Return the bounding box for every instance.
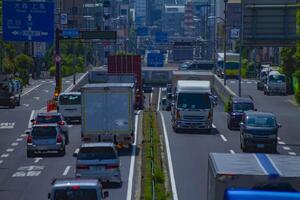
[58,121,65,125]
[57,134,63,143]
[71,186,80,190]
[27,135,32,144]
[176,110,181,119]
[76,165,89,169]
[106,164,119,169]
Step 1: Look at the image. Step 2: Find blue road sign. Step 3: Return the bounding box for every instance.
[136,27,148,36]
[155,32,168,43]
[3,1,55,42]
[62,29,79,39]
[147,53,164,67]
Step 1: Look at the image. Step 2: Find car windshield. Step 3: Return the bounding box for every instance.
[269,75,285,83]
[78,147,116,160]
[36,115,62,124]
[59,94,81,105]
[32,126,57,137]
[246,115,276,127]
[54,189,98,200]
[177,93,211,109]
[233,103,254,112]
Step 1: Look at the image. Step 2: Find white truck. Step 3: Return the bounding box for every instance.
[208,153,300,200]
[263,71,287,96]
[81,83,135,147]
[171,80,217,133]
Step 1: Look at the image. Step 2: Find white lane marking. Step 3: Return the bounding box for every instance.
[230,81,236,84]
[247,81,252,84]
[1,154,9,158]
[20,134,27,137]
[159,112,179,200]
[277,137,281,140]
[41,80,46,83]
[16,138,23,142]
[229,150,235,154]
[6,148,14,152]
[63,166,71,176]
[39,106,47,112]
[68,125,73,128]
[21,84,42,97]
[23,104,30,107]
[126,110,141,200]
[11,142,19,146]
[74,148,80,155]
[157,88,161,111]
[65,72,88,92]
[33,97,40,100]
[43,90,49,93]
[34,158,43,163]
[212,124,216,129]
[28,110,35,128]
[220,134,228,142]
[0,123,15,129]
[65,80,71,83]
[289,152,297,156]
[0,160,3,164]
[283,146,291,151]
[278,141,286,145]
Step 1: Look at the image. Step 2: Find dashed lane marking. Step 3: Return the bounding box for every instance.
[20,134,27,137]
[278,141,286,145]
[283,146,291,151]
[16,138,23,142]
[21,84,42,97]
[277,137,281,140]
[289,152,297,156]
[212,124,216,129]
[68,125,73,128]
[220,134,228,142]
[6,148,14,152]
[11,142,19,146]
[28,110,35,129]
[23,104,30,107]
[0,160,3,164]
[0,123,15,129]
[34,158,43,163]
[229,150,235,154]
[33,97,40,100]
[63,166,71,176]
[1,154,9,158]
[43,90,49,93]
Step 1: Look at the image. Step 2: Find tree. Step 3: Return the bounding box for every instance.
[14,54,34,84]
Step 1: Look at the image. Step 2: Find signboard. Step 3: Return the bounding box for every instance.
[61,29,80,39]
[81,31,117,40]
[147,53,164,67]
[242,0,300,47]
[230,28,240,39]
[136,27,148,36]
[33,42,46,58]
[155,32,168,43]
[3,1,55,42]
[60,13,68,25]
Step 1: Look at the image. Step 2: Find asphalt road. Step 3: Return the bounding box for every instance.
[156,77,300,200]
[0,75,142,200]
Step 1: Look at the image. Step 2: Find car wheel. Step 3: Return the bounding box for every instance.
[27,150,34,158]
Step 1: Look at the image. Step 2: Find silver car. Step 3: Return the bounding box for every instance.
[27,124,66,157]
[74,143,122,186]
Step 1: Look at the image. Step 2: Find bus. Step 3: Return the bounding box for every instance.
[57,92,81,123]
[216,52,240,79]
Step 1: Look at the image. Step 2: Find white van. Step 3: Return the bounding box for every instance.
[58,92,81,123]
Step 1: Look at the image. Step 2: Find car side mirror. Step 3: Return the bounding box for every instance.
[48,193,51,199]
[103,191,109,198]
[278,124,282,128]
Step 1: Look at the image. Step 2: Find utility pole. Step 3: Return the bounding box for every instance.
[224,0,228,85]
[238,0,243,97]
[55,27,61,97]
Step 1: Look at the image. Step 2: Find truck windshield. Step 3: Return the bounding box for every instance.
[177,93,211,109]
[233,103,254,113]
[246,116,276,128]
[78,147,116,160]
[59,94,81,105]
[269,75,285,83]
[54,189,98,200]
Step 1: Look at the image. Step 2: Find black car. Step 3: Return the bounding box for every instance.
[240,111,281,153]
[227,96,255,130]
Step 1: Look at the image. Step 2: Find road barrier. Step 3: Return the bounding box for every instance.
[212,75,237,103]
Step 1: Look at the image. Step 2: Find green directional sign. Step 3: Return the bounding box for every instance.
[80,31,117,40]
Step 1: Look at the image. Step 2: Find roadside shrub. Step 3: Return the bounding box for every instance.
[295,90,300,104]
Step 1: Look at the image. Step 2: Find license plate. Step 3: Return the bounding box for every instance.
[257,144,265,148]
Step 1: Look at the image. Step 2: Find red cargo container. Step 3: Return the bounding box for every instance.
[108,55,143,109]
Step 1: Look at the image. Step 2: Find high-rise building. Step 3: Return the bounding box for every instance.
[183,1,194,37]
[162,5,185,36]
[135,0,147,26]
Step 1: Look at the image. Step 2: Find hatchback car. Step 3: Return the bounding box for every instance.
[48,178,109,200]
[160,97,171,111]
[74,143,122,186]
[27,124,67,157]
[32,112,69,144]
[227,96,255,130]
[240,111,281,153]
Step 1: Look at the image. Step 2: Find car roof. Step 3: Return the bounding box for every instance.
[80,142,115,148]
[59,92,81,96]
[32,123,59,128]
[53,179,99,187]
[244,111,275,117]
[232,97,253,103]
[37,112,62,116]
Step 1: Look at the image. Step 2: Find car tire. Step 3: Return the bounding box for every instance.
[27,150,34,158]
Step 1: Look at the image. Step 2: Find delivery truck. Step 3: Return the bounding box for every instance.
[81,83,135,147]
[208,153,300,200]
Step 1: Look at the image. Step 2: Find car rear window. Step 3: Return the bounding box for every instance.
[32,127,57,137]
[54,188,97,200]
[36,115,62,124]
[233,103,254,112]
[78,147,116,160]
[246,116,276,127]
[59,94,81,105]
